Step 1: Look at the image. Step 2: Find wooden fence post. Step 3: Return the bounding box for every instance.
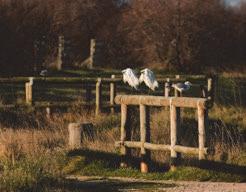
[46,107,51,119]
[56,35,64,71]
[120,104,130,168]
[170,100,181,171]
[197,102,207,160]
[175,75,180,79]
[68,123,94,149]
[25,82,32,105]
[95,78,102,116]
[68,123,83,149]
[110,75,116,114]
[89,39,96,69]
[165,78,171,97]
[207,77,214,102]
[140,104,150,173]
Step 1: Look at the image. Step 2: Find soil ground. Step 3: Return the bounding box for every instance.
[67,176,246,192]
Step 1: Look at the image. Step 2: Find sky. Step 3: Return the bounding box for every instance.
[225,0,246,6]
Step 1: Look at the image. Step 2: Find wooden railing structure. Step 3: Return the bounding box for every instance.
[0,75,214,115]
[115,95,210,173]
[22,75,119,115]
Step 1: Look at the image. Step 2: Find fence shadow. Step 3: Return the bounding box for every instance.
[181,158,246,177]
[47,178,176,192]
[67,149,168,173]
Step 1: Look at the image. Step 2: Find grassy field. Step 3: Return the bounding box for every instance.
[0,69,246,191]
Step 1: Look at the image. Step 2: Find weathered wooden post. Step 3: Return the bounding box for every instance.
[140,104,150,173]
[46,107,51,119]
[25,82,33,105]
[170,100,181,171]
[68,123,94,149]
[56,35,64,71]
[173,77,181,168]
[175,74,180,79]
[89,39,96,69]
[68,123,82,149]
[95,78,102,116]
[207,77,214,103]
[197,101,207,160]
[174,75,181,97]
[165,78,171,97]
[120,104,131,168]
[110,75,116,114]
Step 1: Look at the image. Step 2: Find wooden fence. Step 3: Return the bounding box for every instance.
[0,75,214,115]
[115,95,209,173]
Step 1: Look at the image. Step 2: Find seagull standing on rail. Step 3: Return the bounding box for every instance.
[172,81,192,96]
[122,68,140,90]
[139,68,159,91]
[40,69,48,80]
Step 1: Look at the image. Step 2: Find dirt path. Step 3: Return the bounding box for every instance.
[67,175,246,192]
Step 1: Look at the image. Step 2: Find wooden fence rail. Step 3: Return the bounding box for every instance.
[115,95,209,173]
[0,75,214,116]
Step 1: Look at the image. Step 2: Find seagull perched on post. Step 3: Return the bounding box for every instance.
[172,81,192,95]
[40,69,48,77]
[40,69,48,80]
[139,68,159,91]
[122,68,140,90]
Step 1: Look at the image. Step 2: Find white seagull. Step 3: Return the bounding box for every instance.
[122,68,140,90]
[139,68,159,91]
[172,81,192,94]
[40,69,48,77]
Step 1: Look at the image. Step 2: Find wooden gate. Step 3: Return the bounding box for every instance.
[115,95,209,173]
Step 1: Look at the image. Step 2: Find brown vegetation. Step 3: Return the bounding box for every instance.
[0,0,246,75]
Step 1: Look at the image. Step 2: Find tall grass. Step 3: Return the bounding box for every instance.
[0,92,245,190]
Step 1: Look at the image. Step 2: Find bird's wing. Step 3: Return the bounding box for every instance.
[129,70,140,88]
[146,70,159,90]
[123,69,139,89]
[139,73,144,83]
[153,80,159,89]
[143,73,154,90]
[173,83,184,92]
[122,73,127,83]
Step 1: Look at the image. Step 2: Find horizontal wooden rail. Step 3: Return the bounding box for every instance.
[0,75,207,84]
[115,95,208,108]
[115,141,208,155]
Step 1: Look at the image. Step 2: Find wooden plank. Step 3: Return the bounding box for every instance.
[115,141,207,155]
[115,95,208,108]
[173,145,207,155]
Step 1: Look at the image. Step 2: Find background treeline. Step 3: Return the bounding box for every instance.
[0,0,246,75]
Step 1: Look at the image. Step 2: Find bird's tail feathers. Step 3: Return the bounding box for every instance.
[154,81,159,88]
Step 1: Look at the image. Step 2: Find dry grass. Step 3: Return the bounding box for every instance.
[0,104,244,165]
[0,104,245,191]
